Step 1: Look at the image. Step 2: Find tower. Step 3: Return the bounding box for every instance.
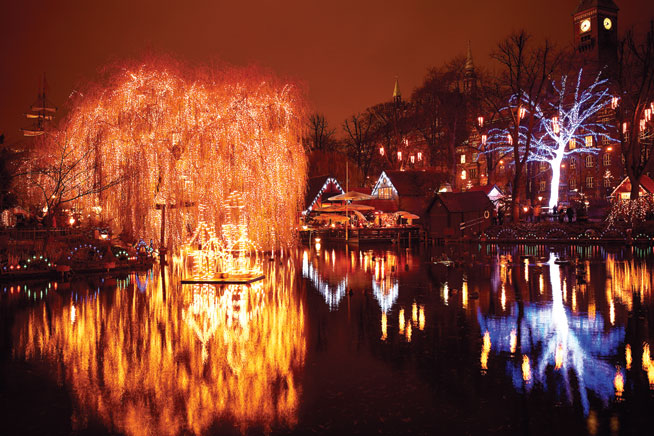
[464,41,477,95]
[392,77,401,105]
[573,0,619,70]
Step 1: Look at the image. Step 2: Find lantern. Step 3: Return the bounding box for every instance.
[611,96,619,110]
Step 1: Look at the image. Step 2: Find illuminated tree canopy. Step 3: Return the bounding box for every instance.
[37,57,308,250]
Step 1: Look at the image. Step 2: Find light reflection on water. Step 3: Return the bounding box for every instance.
[3,244,654,434]
[12,261,305,435]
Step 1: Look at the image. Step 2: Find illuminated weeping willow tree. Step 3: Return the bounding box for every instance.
[52,57,307,251]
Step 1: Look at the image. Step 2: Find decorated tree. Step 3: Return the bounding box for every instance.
[527,70,614,210]
[22,57,308,250]
[613,21,654,200]
[25,128,124,223]
[486,32,561,221]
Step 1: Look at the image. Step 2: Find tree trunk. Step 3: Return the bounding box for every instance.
[629,174,640,200]
[511,163,524,223]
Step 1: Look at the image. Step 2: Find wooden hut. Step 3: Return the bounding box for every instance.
[369,170,448,217]
[609,175,654,200]
[425,191,493,239]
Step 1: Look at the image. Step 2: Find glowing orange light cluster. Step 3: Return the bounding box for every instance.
[47,58,307,250]
[15,262,305,435]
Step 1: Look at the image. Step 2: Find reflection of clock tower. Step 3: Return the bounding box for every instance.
[573,0,619,70]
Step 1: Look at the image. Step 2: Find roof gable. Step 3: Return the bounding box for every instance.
[610,175,654,197]
[372,170,447,198]
[304,176,344,213]
[428,191,493,213]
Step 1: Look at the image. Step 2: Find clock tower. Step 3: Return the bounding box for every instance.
[573,0,619,70]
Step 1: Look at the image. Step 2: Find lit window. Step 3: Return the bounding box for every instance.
[539,180,546,192]
[378,186,394,200]
[586,155,594,167]
[570,158,576,169]
[570,179,577,190]
[540,162,548,171]
[603,154,611,166]
[469,168,478,179]
[461,170,467,180]
[604,177,611,187]
[460,154,466,164]
[569,138,576,150]
[586,176,594,188]
[473,153,478,162]
[585,136,593,147]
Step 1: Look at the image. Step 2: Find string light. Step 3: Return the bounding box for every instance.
[30,59,308,251]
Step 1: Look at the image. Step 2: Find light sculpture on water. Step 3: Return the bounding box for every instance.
[183,191,263,282]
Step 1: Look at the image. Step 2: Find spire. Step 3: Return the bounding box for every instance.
[464,41,477,95]
[393,77,401,103]
[465,40,475,74]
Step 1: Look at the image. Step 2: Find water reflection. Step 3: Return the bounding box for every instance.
[478,252,625,414]
[13,262,305,435]
[4,244,654,435]
[302,249,347,310]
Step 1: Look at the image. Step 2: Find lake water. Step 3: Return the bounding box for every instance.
[1,243,654,435]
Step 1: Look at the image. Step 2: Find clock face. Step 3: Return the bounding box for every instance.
[603,17,613,30]
[580,19,591,33]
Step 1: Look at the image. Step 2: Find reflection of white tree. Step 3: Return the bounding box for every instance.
[478,253,625,414]
[302,251,347,310]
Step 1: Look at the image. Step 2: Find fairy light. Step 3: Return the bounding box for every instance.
[611,96,619,109]
[34,60,307,251]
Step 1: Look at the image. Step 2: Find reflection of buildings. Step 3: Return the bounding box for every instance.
[14,263,305,436]
[605,254,652,312]
[302,250,347,310]
[372,253,399,314]
[478,253,625,415]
